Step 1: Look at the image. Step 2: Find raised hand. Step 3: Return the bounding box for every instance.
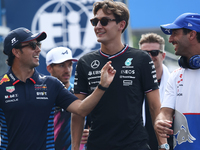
[99,61,116,88]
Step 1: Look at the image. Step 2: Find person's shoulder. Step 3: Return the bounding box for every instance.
[44,75,65,87]
[79,50,100,59]
[127,46,148,55]
[126,47,151,62]
[0,73,6,80]
[170,67,184,79]
[0,71,12,86]
[78,50,100,64]
[36,72,59,82]
[171,67,183,74]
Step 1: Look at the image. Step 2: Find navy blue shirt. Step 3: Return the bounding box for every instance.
[0,69,78,150]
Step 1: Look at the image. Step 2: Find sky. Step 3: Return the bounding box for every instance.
[128,0,200,29]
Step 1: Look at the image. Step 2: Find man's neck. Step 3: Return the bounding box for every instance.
[101,41,124,55]
[12,63,35,82]
[65,82,70,89]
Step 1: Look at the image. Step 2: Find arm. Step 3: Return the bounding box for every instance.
[146,89,169,147]
[67,61,116,116]
[154,107,174,138]
[71,94,87,150]
[70,61,116,150]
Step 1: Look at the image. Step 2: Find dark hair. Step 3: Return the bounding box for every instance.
[182,28,200,43]
[93,0,129,33]
[5,43,23,66]
[4,51,15,66]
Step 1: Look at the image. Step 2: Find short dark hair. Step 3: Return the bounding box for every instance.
[5,52,15,66]
[182,28,200,43]
[5,43,23,66]
[93,0,129,33]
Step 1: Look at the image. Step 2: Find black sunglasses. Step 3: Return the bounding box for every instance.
[16,41,41,50]
[90,17,116,26]
[145,50,163,57]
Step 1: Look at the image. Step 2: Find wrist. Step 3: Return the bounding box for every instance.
[158,143,169,150]
[98,84,108,91]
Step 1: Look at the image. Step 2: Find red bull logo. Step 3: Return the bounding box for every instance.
[0,74,10,85]
[34,84,47,90]
[173,110,196,149]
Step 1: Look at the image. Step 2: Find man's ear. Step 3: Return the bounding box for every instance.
[189,30,197,41]
[46,65,52,74]
[12,48,20,58]
[162,52,166,60]
[119,20,126,32]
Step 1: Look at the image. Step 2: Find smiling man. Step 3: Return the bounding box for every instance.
[154,13,200,150]
[0,27,116,149]
[71,1,166,150]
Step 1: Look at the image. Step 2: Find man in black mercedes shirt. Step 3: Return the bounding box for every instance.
[71,0,167,150]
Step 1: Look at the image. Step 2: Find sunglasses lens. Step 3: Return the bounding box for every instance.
[91,18,98,26]
[90,17,110,26]
[150,50,159,56]
[36,42,41,48]
[100,18,109,26]
[29,42,36,50]
[146,50,160,57]
[29,42,41,50]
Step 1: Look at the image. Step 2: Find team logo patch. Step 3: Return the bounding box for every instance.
[91,60,100,69]
[6,86,15,93]
[0,74,10,85]
[125,58,133,66]
[34,84,47,90]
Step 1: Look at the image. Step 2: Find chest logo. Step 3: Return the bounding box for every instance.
[34,84,47,90]
[125,58,133,66]
[91,60,100,69]
[6,86,15,93]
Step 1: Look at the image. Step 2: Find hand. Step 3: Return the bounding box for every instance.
[154,119,173,138]
[81,129,89,144]
[99,61,116,88]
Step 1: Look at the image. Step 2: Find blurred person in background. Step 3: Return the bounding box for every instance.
[139,33,172,150]
[46,47,89,150]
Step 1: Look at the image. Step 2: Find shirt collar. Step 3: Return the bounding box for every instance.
[7,68,38,85]
[99,44,129,59]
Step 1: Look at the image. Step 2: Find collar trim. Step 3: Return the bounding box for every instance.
[100,45,129,59]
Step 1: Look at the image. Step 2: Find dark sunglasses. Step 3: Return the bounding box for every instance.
[145,50,163,57]
[16,41,41,50]
[90,17,116,26]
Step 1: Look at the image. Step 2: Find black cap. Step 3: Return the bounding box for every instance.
[3,27,47,55]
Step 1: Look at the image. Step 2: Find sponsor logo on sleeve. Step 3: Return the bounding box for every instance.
[0,74,10,85]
